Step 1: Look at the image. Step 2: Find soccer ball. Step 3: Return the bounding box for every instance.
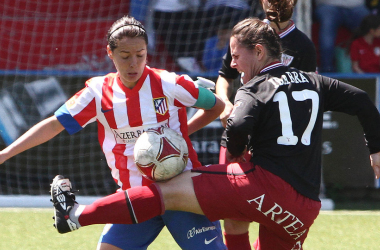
[134,127,189,182]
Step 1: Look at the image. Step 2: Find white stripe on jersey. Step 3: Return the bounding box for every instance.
[260,63,284,73]
[64,68,199,189]
[278,22,296,39]
[127,156,143,187]
[138,75,157,124]
[113,77,130,128]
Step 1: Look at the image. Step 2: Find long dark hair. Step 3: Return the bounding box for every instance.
[107,15,148,51]
[232,18,282,60]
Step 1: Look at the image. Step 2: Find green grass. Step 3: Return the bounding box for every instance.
[1,208,380,249]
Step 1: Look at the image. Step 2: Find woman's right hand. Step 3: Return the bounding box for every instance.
[220,99,234,128]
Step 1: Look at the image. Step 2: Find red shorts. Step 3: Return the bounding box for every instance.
[219,146,251,164]
[192,163,321,249]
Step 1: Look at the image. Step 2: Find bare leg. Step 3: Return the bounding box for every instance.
[224,219,250,235]
[74,170,204,227]
[224,219,252,250]
[96,243,122,250]
[158,170,204,215]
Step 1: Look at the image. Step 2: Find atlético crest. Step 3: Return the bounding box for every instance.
[153,97,168,115]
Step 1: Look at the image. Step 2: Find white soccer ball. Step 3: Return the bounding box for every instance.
[134,127,189,182]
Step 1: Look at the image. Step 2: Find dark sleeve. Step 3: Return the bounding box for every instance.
[321,75,380,153]
[225,89,259,157]
[299,42,317,72]
[218,46,240,79]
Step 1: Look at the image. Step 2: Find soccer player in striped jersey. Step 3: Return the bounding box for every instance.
[0,16,226,250]
[50,17,380,250]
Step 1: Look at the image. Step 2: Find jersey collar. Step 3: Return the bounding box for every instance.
[116,66,149,93]
[278,20,295,38]
[259,61,283,74]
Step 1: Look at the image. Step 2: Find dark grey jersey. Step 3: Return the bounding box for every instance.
[226,64,380,201]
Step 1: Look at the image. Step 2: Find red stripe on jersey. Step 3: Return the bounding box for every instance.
[176,75,198,99]
[112,144,131,190]
[116,72,147,127]
[174,99,185,107]
[97,120,106,150]
[73,98,96,126]
[126,93,142,127]
[178,107,201,168]
[150,70,170,122]
[101,77,117,129]
[97,121,119,184]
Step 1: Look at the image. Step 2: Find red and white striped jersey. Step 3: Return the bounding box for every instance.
[55,66,201,189]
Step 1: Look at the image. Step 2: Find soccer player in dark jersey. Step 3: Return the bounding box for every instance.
[217,0,317,128]
[51,17,380,249]
[218,2,318,246]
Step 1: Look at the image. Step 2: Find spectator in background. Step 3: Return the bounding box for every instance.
[202,25,231,73]
[201,0,251,73]
[350,14,380,73]
[152,0,259,73]
[314,0,370,72]
[202,0,251,31]
[152,0,204,73]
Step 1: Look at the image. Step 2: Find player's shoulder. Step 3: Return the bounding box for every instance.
[286,27,315,48]
[148,66,181,84]
[85,74,112,88]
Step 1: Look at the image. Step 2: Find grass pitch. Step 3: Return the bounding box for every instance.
[0,208,379,249]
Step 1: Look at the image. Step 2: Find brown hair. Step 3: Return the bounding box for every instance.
[261,0,296,26]
[232,18,282,60]
[107,15,148,51]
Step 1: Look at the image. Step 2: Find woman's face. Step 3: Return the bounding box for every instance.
[107,36,147,88]
[230,37,257,84]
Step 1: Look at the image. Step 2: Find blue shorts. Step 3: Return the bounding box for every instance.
[98,210,226,250]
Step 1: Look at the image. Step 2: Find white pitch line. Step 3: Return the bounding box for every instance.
[320,210,380,216]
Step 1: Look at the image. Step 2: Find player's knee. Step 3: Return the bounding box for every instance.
[223,219,250,235]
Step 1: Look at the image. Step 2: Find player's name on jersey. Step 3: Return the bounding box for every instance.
[270,71,310,87]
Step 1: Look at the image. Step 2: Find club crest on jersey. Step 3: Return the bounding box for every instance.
[66,95,77,109]
[153,97,168,115]
[281,53,294,66]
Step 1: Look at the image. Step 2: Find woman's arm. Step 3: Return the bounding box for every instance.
[0,116,64,164]
[187,88,225,135]
[351,61,364,73]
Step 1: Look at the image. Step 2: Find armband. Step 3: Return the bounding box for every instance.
[193,87,216,110]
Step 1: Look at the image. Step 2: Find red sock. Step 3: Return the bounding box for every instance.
[79,184,164,226]
[224,232,251,250]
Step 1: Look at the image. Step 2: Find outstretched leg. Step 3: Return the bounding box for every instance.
[50,171,204,233]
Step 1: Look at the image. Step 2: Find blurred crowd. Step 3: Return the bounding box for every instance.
[130,0,380,74]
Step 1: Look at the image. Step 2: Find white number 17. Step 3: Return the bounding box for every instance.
[273,90,319,146]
